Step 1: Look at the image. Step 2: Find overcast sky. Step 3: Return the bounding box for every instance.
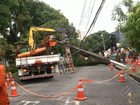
[41,0,137,35]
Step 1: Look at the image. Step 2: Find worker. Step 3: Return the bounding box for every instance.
[0,59,10,105]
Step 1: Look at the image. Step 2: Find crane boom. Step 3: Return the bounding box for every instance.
[29,27,56,49]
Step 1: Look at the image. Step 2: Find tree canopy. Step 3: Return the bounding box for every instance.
[80,30,111,53]
[112,0,140,52]
[0,0,78,63]
[123,2,140,52]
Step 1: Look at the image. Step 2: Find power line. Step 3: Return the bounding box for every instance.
[78,0,88,27]
[72,0,106,55]
[84,0,96,34]
[79,0,106,47]
[86,0,106,36]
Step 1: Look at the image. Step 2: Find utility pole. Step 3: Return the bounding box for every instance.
[101,34,105,51]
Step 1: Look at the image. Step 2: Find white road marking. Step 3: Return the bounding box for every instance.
[64,97,80,105]
[74,100,80,105]
[65,97,71,104]
[56,96,64,100]
[17,100,25,105]
[17,100,40,105]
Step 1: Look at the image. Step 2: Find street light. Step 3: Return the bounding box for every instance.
[101,34,106,51]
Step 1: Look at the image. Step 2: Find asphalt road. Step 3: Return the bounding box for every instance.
[8,64,140,105]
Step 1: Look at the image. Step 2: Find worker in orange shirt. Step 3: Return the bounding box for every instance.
[0,59,10,105]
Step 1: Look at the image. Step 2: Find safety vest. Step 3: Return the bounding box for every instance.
[0,64,10,105]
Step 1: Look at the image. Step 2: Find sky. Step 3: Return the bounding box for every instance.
[40,0,129,36]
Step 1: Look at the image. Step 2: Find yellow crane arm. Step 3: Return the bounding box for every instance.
[29,27,56,49]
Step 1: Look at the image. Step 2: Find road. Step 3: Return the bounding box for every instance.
[9,64,140,105]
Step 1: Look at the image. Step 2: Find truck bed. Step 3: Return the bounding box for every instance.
[16,54,60,66]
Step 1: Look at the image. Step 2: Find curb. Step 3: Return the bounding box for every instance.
[129,73,140,83]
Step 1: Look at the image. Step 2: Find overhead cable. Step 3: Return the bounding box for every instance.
[79,0,106,48]
[84,0,96,33]
[78,0,87,27]
[85,0,106,35]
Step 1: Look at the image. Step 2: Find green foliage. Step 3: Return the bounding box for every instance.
[112,0,140,52]
[81,30,111,53]
[0,0,17,31]
[112,0,134,23]
[122,0,134,12]
[123,2,140,52]
[6,64,17,73]
[71,30,112,67]
[0,0,115,72]
[0,0,81,72]
[0,38,7,57]
[72,54,96,67]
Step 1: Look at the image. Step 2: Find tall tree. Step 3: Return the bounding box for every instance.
[111,0,135,48]
[123,2,140,52]
[0,0,18,33]
[0,0,79,67]
[112,0,134,24]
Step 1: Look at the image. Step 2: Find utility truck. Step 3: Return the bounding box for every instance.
[15,27,61,80]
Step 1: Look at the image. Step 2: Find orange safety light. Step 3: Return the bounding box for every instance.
[51,65,54,69]
[49,41,57,47]
[22,69,27,73]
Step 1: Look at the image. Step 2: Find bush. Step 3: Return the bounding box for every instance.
[6,64,17,73]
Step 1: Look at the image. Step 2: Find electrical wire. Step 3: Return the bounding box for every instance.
[79,0,106,48]
[84,0,96,34]
[78,0,88,27]
[72,31,114,56]
[72,0,106,55]
[86,0,106,35]
[78,0,96,40]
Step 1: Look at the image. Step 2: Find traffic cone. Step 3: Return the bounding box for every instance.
[9,79,19,97]
[5,73,10,86]
[109,65,114,71]
[118,71,125,83]
[131,66,136,73]
[9,72,13,84]
[109,62,114,71]
[75,79,87,101]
